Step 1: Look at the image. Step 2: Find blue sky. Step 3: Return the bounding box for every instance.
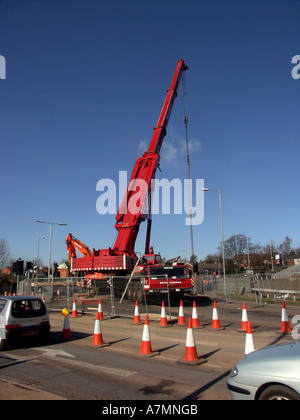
[1,0,299,266]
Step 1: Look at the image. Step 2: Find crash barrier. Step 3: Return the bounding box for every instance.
[252,288,300,302]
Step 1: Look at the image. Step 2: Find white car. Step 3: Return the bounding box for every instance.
[0,296,50,350]
[227,341,300,400]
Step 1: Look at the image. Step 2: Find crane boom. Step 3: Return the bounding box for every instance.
[69,59,188,275]
[113,59,188,257]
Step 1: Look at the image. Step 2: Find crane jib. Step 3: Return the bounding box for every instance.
[112,59,188,256]
[67,59,189,269]
[148,59,188,155]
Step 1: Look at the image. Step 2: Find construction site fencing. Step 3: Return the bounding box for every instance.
[196,274,255,298]
[18,274,203,315]
[17,274,257,316]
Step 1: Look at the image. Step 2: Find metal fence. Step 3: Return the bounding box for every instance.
[15,273,256,314]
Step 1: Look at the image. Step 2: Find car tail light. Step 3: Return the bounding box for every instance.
[5,324,21,329]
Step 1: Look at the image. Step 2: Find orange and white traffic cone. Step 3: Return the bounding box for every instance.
[71,298,78,318]
[92,311,107,346]
[140,315,153,355]
[178,317,206,366]
[245,321,256,355]
[57,288,60,299]
[133,300,141,325]
[240,302,248,331]
[160,301,168,327]
[62,315,71,339]
[177,300,186,325]
[212,301,222,330]
[280,301,292,333]
[184,318,199,362]
[98,299,104,320]
[191,301,201,328]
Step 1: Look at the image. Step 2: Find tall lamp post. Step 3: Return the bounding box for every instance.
[203,188,227,302]
[35,220,67,282]
[35,236,44,289]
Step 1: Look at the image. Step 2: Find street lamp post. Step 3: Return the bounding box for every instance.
[269,242,274,271]
[203,188,227,301]
[35,236,44,289]
[35,220,67,283]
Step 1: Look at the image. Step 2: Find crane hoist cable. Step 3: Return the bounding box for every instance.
[182,72,195,259]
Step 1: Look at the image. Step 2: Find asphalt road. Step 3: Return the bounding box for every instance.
[0,297,298,401]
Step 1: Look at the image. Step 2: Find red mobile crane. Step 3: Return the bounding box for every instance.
[67,60,195,301]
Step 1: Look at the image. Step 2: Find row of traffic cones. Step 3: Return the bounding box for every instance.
[62,301,106,344]
[62,302,206,363]
[133,299,222,330]
[69,298,293,333]
[240,301,292,333]
[243,300,292,356]
[61,298,293,360]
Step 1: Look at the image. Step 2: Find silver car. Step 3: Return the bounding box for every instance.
[227,341,300,400]
[0,296,50,350]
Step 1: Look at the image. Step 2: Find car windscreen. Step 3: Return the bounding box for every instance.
[149,267,188,278]
[11,299,46,318]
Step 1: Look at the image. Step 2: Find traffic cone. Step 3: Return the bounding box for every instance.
[245,321,256,355]
[177,300,186,325]
[62,315,71,339]
[92,312,107,346]
[184,318,199,362]
[280,301,292,333]
[98,299,104,320]
[178,317,206,366]
[240,302,248,331]
[140,315,153,355]
[191,301,201,328]
[133,300,141,324]
[160,301,168,327]
[71,298,78,318]
[212,301,222,330]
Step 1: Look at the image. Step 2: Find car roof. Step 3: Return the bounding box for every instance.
[0,296,43,301]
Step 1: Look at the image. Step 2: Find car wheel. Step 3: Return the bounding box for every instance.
[0,337,6,351]
[259,385,300,400]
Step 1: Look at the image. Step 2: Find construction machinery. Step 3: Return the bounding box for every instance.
[67,59,195,301]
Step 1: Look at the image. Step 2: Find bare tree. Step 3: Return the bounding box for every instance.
[279,236,293,263]
[218,234,250,268]
[0,238,10,271]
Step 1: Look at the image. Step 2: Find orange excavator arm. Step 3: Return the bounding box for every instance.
[66,233,92,262]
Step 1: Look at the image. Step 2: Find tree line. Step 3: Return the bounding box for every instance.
[203,234,299,273]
